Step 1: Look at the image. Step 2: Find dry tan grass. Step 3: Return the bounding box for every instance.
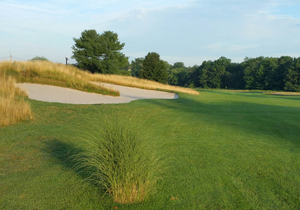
[0,61,198,96]
[0,72,33,127]
[221,89,300,96]
[0,61,119,96]
[87,73,199,95]
[221,89,263,93]
[112,183,147,204]
[263,91,300,96]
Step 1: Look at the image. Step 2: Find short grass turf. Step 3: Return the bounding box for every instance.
[0,90,300,209]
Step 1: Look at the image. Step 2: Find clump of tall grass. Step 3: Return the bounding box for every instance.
[0,72,33,127]
[75,112,165,204]
[0,61,119,96]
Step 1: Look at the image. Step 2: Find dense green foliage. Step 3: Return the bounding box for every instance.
[130,58,144,77]
[29,56,49,61]
[72,30,128,74]
[198,57,231,89]
[1,91,300,209]
[159,56,300,92]
[139,52,168,83]
[168,62,188,87]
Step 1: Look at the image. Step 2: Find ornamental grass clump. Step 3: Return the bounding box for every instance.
[76,113,165,204]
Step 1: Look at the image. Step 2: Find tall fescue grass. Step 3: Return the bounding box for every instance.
[0,60,198,96]
[0,72,33,127]
[88,74,199,95]
[75,112,166,204]
[0,61,119,96]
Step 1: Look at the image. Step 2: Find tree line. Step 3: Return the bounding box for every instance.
[72,30,300,92]
[132,56,300,92]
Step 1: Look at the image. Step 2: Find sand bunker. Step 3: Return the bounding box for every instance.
[16,83,178,104]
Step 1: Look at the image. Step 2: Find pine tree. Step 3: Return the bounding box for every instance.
[72,30,128,74]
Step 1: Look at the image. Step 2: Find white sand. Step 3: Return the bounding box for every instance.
[16,83,179,104]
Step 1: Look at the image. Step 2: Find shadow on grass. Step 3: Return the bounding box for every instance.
[263,94,300,101]
[142,92,300,147]
[41,138,106,193]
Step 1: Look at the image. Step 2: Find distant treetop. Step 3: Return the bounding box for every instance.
[30,56,49,61]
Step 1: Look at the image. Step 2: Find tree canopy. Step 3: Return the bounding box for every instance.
[131,57,144,77]
[30,56,48,61]
[168,62,188,87]
[71,30,128,74]
[198,57,231,89]
[139,52,167,83]
[154,55,300,92]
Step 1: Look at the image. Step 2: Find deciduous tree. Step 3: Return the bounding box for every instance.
[131,58,144,77]
[139,52,167,83]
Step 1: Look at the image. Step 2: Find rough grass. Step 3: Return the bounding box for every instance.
[0,72,33,126]
[220,89,264,92]
[74,112,165,204]
[0,61,120,96]
[88,73,199,95]
[220,89,300,95]
[0,61,198,96]
[263,91,300,96]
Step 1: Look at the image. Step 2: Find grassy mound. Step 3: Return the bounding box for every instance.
[0,60,198,97]
[0,61,120,96]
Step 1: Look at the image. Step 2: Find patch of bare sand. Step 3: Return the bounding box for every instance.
[16,83,178,104]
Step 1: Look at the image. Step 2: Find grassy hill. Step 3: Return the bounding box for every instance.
[1,88,300,209]
[0,61,198,96]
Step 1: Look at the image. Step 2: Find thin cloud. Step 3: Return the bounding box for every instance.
[0,1,67,15]
[207,44,259,51]
[0,0,300,66]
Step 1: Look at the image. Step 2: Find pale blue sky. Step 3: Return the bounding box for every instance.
[1,0,300,66]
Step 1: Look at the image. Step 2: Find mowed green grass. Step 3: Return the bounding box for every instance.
[0,90,300,209]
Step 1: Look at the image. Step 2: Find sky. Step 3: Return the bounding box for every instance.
[1,0,300,67]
